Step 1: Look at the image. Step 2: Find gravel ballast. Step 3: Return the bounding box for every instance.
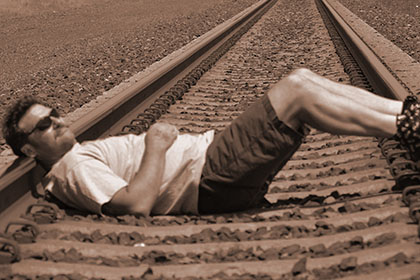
[339,0,420,63]
[0,0,257,134]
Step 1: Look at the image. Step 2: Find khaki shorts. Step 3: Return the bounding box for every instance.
[198,94,307,214]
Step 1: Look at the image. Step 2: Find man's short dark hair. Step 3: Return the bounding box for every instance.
[2,96,46,156]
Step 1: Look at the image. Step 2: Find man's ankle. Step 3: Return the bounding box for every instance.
[396,95,420,161]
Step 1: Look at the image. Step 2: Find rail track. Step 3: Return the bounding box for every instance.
[1,0,420,279]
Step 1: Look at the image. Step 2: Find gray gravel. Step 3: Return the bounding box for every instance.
[0,0,257,131]
[339,0,420,63]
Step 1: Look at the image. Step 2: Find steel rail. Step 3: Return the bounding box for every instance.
[0,0,272,227]
[318,0,411,101]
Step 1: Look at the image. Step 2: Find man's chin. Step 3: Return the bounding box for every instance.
[57,129,76,142]
[56,133,76,154]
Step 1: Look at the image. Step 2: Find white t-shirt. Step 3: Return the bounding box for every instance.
[44,131,214,215]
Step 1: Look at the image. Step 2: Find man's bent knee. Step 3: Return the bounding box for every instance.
[266,70,309,131]
[272,68,312,94]
[290,68,313,78]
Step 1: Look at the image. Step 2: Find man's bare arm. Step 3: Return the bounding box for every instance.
[102,123,178,217]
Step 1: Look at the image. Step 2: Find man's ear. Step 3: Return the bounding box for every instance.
[21,143,37,158]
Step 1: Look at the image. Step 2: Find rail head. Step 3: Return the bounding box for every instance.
[320,0,414,101]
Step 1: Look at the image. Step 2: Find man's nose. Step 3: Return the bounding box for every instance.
[51,116,65,128]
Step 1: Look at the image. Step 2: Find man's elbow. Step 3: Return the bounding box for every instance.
[102,186,156,217]
[127,204,152,217]
[102,201,152,217]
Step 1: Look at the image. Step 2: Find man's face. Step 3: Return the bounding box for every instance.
[18,104,76,162]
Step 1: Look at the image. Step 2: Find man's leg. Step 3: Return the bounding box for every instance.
[267,68,403,138]
[297,69,402,115]
[198,68,409,214]
[198,94,306,214]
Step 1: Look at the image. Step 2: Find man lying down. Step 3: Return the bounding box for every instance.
[3,68,417,217]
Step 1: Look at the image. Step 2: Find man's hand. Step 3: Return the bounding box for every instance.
[145,123,179,151]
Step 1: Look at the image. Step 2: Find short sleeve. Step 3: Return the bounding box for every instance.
[65,159,128,214]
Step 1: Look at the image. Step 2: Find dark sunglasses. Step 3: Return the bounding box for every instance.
[26,108,60,136]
